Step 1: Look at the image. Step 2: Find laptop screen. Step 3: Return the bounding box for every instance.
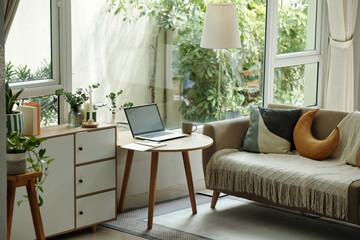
[124,104,165,136]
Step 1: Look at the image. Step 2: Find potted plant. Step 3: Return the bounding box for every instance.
[6,131,54,206]
[106,90,133,124]
[55,83,100,127]
[5,80,25,134]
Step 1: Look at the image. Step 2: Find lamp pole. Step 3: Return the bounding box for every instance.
[217,49,222,121]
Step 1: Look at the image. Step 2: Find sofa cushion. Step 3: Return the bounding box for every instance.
[293,109,340,160]
[242,106,301,154]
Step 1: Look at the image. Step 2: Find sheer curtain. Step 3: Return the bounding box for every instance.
[4,0,20,43]
[324,0,358,111]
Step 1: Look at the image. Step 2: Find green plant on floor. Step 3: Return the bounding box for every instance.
[6,132,54,207]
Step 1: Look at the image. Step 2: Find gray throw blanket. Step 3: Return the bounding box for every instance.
[206,112,360,220]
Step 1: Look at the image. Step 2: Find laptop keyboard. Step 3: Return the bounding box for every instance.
[141,131,174,138]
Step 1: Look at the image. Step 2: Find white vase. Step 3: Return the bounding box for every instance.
[6,152,27,175]
[111,113,116,124]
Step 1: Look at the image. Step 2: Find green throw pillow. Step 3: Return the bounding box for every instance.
[243,106,301,154]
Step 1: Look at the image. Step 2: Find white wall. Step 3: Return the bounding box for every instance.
[71,1,204,206]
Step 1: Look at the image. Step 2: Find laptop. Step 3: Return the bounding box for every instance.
[124,104,188,141]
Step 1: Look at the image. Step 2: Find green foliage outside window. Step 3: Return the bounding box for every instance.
[110,0,311,122]
[6,60,59,126]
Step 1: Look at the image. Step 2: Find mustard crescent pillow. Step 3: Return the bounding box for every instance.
[293,109,340,160]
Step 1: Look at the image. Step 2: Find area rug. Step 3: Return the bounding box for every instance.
[103,194,360,240]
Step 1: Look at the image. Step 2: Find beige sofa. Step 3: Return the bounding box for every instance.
[202,104,360,225]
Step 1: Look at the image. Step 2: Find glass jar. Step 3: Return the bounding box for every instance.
[68,105,82,127]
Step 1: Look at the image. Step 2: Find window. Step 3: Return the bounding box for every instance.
[5,0,64,125]
[70,0,324,128]
[264,0,323,107]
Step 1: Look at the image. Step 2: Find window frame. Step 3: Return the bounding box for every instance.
[8,0,60,98]
[263,0,327,107]
[8,0,72,124]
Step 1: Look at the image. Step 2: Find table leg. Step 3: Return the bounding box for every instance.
[148,152,159,229]
[118,150,135,213]
[182,151,197,214]
[26,180,45,240]
[7,181,16,240]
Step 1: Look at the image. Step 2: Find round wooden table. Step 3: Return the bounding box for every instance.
[117,131,213,229]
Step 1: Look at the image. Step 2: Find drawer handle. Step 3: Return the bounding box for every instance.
[79,147,83,151]
[79,211,84,215]
[79,179,83,183]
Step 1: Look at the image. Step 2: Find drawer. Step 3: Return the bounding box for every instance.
[76,191,116,228]
[76,128,116,164]
[76,159,116,196]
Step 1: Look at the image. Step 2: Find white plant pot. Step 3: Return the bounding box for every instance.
[6,152,27,175]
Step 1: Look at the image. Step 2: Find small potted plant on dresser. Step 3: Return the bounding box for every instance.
[106,90,133,124]
[6,132,54,206]
[5,80,25,134]
[56,83,100,127]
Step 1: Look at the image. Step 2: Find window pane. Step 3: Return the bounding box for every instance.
[71,1,266,127]
[277,0,317,54]
[25,95,59,127]
[174,1,266,123]
[5,0,52,83]
[273,63,318,106]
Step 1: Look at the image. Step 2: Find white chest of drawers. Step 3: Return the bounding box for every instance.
[11,124,117,240]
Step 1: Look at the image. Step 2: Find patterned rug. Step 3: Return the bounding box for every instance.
[103,194,360,240]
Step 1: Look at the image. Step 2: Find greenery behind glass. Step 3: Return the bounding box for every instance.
[108,0,310,123]
[6,60,58,127]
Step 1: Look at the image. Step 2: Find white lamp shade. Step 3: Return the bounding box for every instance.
[201,3,241,49]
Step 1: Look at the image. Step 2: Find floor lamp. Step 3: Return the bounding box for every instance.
[200,3,241,120]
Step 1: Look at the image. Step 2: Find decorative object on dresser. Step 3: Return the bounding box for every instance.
[200,3,241,120]
[55,83,100,127]
[10,124,117,239]
[5,80,24,134]
[6,131,54,207]
[106,90,133,124]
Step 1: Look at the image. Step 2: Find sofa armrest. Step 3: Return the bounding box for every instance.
[202,116,250,176]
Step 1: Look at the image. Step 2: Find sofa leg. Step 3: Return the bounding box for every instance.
[211,191,220,208]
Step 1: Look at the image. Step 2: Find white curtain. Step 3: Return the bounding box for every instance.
[324,0,358,111]
[4,0,20,43]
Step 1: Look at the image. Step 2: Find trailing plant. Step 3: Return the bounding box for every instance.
[6,132,54,207]
[5,80,24,114]
[55,83,100,110]
[106,90,133,114]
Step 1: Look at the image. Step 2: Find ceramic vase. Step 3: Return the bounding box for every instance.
[6,111,24,135]
[7,152,27,175]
